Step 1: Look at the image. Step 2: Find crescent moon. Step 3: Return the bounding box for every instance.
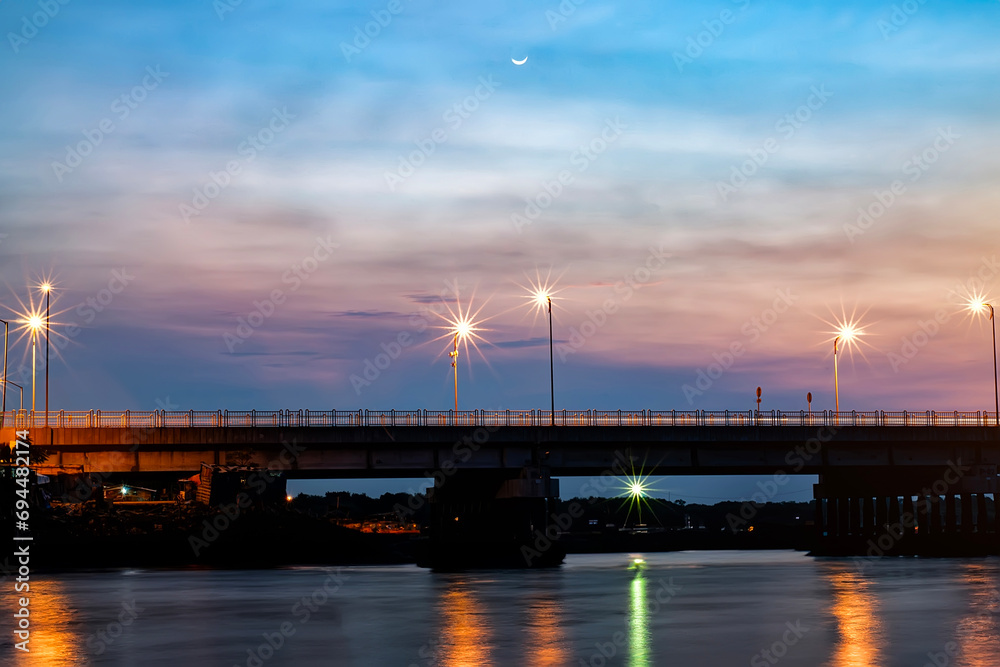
[512,56,528,65]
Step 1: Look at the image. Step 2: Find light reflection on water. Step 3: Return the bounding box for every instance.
[953,562,1000,667]
[523,595,567,667]
[437,581,492,666]
[827,565,884,667]
[628,571,650,667]
[2,552,999,666]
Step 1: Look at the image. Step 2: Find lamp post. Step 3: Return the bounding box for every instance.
[449,333,459,414]
[40,282,51,427]
[0,318,7,426]
[834,335,841,413]
[24,314,43,423]
[3,381,23,411]
[526,284,558,426]
[546,294,554,425]
[829,321,861,418]
[31,327,37,418]
[989,304,998,426]
[968,299,998,426]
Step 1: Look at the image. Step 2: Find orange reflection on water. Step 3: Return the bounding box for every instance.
[438,583,493,667]
[10,579,83,666]
[952,563,1000,666]
[524,596,566,667]
[827,567,883,667]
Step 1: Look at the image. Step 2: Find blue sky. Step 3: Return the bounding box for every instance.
[2,0,999,500]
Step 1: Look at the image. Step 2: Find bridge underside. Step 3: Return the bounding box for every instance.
[5,425,999,562]
[5,425,999,478]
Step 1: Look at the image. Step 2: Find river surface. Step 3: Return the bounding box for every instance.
[2,551,999,666]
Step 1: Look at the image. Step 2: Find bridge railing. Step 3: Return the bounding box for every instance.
[1,409,997,429]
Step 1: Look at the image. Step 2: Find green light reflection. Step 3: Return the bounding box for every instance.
[628,571,651,667]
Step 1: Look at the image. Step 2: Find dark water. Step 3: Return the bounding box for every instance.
[3,551,999,666]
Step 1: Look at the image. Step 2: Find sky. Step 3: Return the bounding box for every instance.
[1,0,999,502]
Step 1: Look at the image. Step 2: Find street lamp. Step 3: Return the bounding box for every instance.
[447,317,478,414]
[3,381,23,411]
[528,289,556,426]
[23,313,43,421]
[449,332,459,413]
[0,317,7,425]
[39,282,51,427]
[968,298,998,426]
[833,325,860,413]
[434,293,488,418]
[523,274,562,427]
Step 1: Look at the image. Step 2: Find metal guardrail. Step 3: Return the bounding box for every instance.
[0,409,998,428]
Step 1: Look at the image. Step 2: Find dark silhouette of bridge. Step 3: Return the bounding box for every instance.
[4,407,999,564]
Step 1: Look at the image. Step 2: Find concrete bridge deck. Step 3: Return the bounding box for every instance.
[3,410,998,481]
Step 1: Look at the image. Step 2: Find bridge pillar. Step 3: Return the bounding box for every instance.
[418,467,564,569]
[813,469,1000,556]
[838,496,850,540]
[887,495,901,535]
[961,494,974,534]
[928,496,941,535]
[945,494,957,534]
[902,495,916,537]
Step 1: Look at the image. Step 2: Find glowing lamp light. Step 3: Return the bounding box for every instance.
[286,495,293,502]
[966,294,998,426]
[453,318,475,341]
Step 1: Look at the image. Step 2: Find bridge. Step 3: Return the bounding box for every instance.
[4,408,1000,564]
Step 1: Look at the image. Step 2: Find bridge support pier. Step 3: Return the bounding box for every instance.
[417,467,564,569]
[814,468,999,556]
